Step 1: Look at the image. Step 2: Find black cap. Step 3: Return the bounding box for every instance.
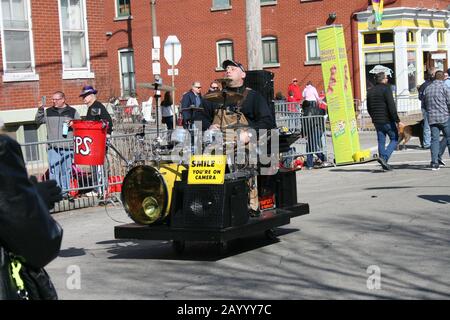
[222,59,245,72]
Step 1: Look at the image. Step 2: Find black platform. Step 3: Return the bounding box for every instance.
[114,203,309,243]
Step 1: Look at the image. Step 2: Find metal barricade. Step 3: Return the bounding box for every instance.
[357,95,423,131]
[274,101,330,168]
[21,138,104,212]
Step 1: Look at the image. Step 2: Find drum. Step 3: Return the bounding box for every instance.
[121,164,186,225]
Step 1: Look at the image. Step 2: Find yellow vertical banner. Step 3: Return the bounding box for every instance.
[317,25,360,164]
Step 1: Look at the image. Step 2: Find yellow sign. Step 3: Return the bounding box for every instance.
[187,155,227,185]
[317,25,361,164]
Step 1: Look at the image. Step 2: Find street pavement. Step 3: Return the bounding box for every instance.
[47,132,450,300]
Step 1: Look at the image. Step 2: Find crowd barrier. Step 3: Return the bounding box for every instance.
[356,95,423,131]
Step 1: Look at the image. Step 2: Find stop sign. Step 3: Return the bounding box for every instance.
[164,35,182,66]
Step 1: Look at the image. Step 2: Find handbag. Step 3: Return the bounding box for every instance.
[1,248,58,300]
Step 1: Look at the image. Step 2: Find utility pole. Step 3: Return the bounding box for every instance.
[151,0,157,38]
[246,0,263,70]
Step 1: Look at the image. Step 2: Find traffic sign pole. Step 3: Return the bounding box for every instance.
[164,35,182,128]
[171,43,176,128]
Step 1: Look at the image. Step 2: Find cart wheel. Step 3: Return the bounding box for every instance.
[265,229,277,240]
[216,241,228,255]
[172,240,185,254]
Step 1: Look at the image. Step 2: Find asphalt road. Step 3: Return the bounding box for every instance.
[47,134,450,300]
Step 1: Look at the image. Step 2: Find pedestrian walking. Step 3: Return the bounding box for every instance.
[423,70,450,170]
[367,72,402,171]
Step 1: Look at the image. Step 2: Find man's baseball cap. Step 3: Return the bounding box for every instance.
[79,85,98,97]
[222,59,245,72]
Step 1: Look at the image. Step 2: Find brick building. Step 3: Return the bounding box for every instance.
[1,0,450,143]
[0,0,109,142]
[104,0,450,106]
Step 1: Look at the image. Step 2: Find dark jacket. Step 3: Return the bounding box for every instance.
[418,79,432,109]
[85,100,113,134]
[199,86,275,130]
[367,84,400,125]
[0,135,63,299]
[180,90,202,127]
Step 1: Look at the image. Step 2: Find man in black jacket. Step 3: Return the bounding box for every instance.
[201,59,275,133]
[80,86,113,197]
[197,60,275,216]
[367,72,402,171]
[180,81,203,129]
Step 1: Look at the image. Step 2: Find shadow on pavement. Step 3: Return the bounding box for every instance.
[102,227,299,262]
[418,195,450,204]
[59,247,86,257]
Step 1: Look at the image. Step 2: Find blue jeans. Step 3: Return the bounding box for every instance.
[438,118,450,160]
[306,153,325,168]
[430,121,450,165]
[374,122,398,162]
[48,148,73,194]
[421,108,431,148]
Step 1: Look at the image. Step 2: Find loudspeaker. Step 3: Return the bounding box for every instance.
[244,70,276,126]
[275,170,297,208]
[170,178,249,229]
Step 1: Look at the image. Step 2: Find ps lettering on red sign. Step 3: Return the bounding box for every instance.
[74,136,93,156]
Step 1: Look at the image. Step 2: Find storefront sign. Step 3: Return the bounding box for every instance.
[431,53,446,60]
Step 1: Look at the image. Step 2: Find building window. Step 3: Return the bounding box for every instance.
[406,30,416,43]
[23,124,40,162]
[116,0,130,17]
[437,30,445,44]
[216,40,233,69]
[421,30,431,45]
[0,0,38,81]
[261,0,277,5]
[119,49,136,97]
[59,0,93,79]
[212,0,230,9]
[407,51,417,94]
[365,51,395,90]
[363,31,393,46]
[262,37,279,65]
[364,33,377,45]
[379,32,393,43]
[306,33,320,62]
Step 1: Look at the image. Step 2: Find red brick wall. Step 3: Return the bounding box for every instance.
[0,0,109,111]
[2,0,446,113]
[106,0,372,101]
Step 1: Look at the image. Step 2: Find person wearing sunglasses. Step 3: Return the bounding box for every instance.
[207,81,221,94]
[180,81,203,129]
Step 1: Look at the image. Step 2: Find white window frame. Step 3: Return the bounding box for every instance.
[305,33,320,65]
[58,0,94,79]
[0,0,39,82]
[211,0,231,11]
[114,0,131,20]
[118,48,136,97]
[216,40,233,70]
[262,36,279,67]
[261,0,277,6]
